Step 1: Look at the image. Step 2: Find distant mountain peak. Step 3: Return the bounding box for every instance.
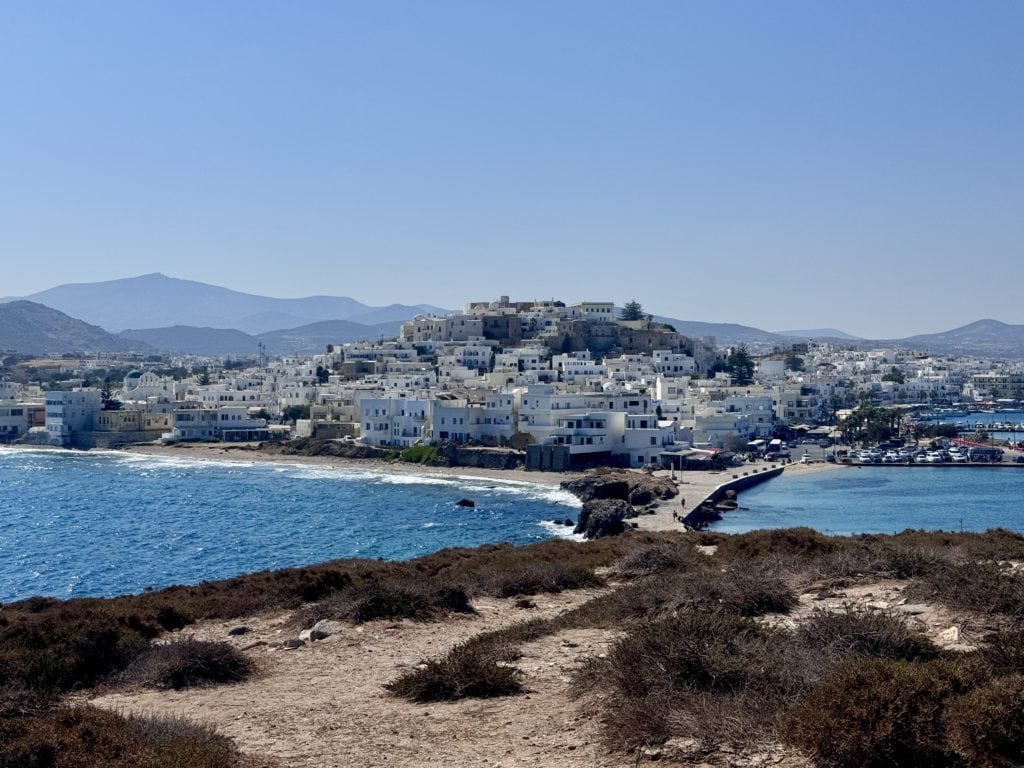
[2,275,454,335]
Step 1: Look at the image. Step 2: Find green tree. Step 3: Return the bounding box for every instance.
[840,405,904,445]
[100,377,122,411]
[727,347,756,386]
[619,300,645,321]
[784,354,806,372]
[881,367,905,385]
[281,405,310,422]
[315,365,330,384]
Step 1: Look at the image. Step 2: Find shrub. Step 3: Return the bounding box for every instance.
[486,561,603,598]
[909,561,1024,620]
[300,579,473,625]
[714,527,839,562]
[119,640,252,690]
[386,641,524,702]
[0,609,151,691]
[982,630,1024,675]
[602,611,785,699]
[399,445,439,464]
[0,705,244,768]
[614,543,700,578]
[581,610,793,749]
[796,608,938,662]
[945,674,1024,768]
[670,567,798,617]
[783,658,983,768]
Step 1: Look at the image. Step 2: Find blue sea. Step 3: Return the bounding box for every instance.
[0,447,581,603]
[922,408,1024,443]
[713,466,1024,536]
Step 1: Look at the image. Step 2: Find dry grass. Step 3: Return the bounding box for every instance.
[0,704,255,768]
[118,640,253,690]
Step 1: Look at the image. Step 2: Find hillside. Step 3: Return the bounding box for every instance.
[652,314,786,348]
[776,328,863,341]
[118,319,402,356]
[259,319,403,355]
[3,273,450,333]
[118,326,262,357]
[0,301,153,355]
[888,319,1024,358]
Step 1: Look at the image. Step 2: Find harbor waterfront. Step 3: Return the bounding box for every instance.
[0,447,581,603]
[711,464,1024,536]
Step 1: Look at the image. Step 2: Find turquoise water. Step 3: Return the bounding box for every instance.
[713,466,1024,536]
[0,447,580,603]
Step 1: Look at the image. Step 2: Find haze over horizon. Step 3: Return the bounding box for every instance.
[2,2,1022,339]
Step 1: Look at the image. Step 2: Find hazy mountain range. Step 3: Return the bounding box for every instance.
[1,273,450,334]
[0,301,156,356]
[2,275,1024,358]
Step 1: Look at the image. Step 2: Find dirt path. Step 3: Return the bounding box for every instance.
[90,589,626,768]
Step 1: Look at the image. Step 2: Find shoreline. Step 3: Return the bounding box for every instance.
[120,442,824,533]
[120,441,583,489]
[12,440,818,537]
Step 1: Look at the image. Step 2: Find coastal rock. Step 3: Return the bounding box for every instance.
[562,477,630,503]
[310,619,344,640]
[283,638,306,649]
[574,498,633,539]
[561,468,676,505]
[298,629,313,642]
[455,498,475,508]
[627,487,654,506]
[682,504,722,529]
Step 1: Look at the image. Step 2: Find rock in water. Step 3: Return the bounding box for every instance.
[456,498,475,508]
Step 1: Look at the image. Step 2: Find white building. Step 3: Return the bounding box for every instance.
[165,404,269,442]
[44,390,102,446]
[359,396,432,447]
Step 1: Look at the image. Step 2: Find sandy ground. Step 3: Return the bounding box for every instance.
[91,588,629,768]
[85,550,978,768]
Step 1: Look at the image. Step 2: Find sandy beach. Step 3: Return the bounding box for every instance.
[123,442,581,489]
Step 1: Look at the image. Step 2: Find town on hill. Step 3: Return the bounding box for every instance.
[3,295,1024,468]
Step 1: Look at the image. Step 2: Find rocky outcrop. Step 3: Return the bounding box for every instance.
[276,439,392,460]
[561,468,677,505]
[573,498,634,539]
[435,444,523,470]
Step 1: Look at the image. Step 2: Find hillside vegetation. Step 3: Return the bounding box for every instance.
[3,529,1024,766]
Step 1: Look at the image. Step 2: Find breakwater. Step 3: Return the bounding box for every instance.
[683,465,785,528]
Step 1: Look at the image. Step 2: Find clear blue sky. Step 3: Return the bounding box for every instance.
[2,1,1022,338]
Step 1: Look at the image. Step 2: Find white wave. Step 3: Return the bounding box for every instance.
[537,520,584,541]
[1,445,582,507]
